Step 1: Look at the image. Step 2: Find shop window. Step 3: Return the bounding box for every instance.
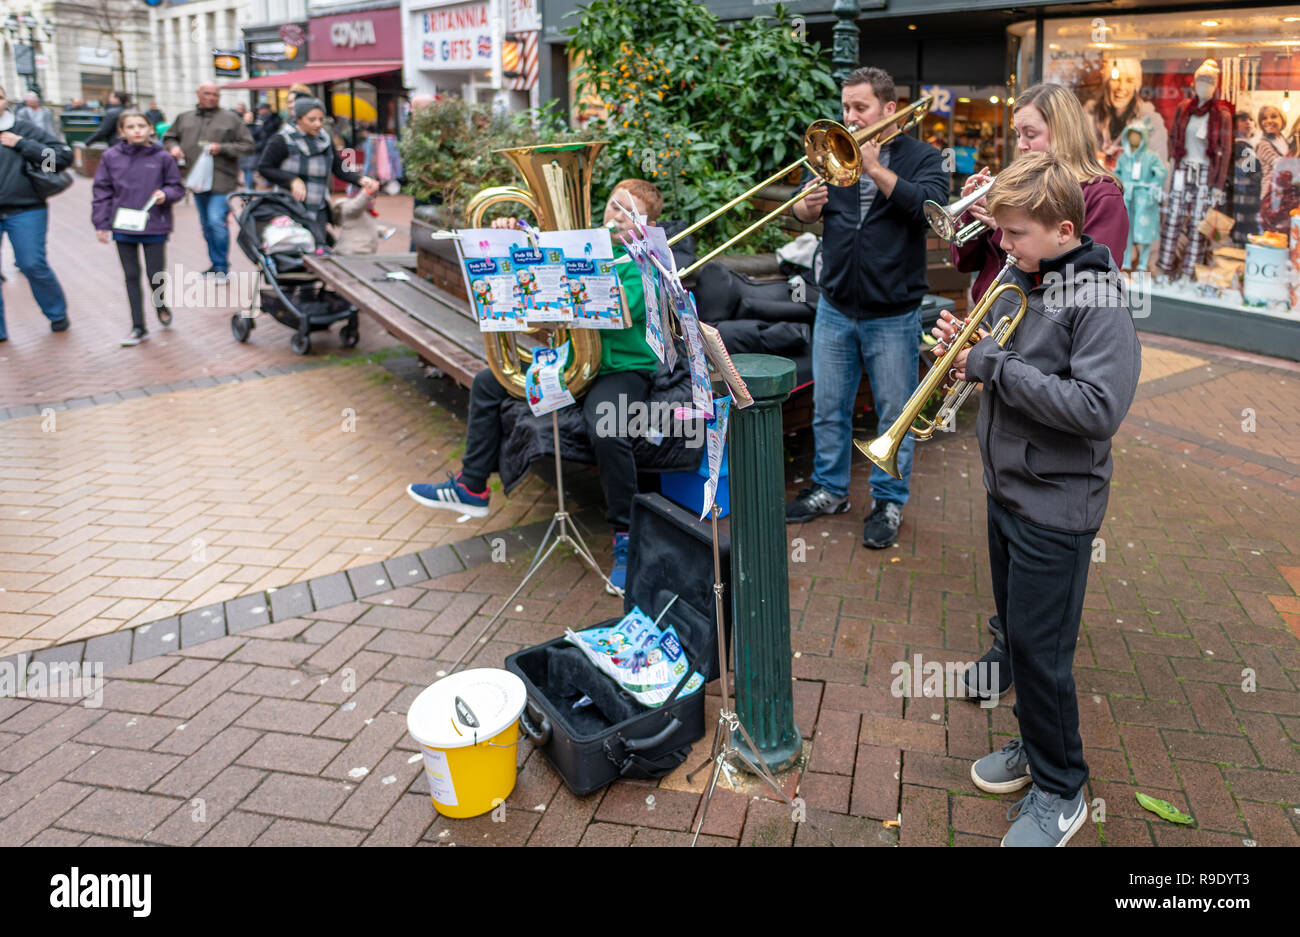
[1016,8,1300,320]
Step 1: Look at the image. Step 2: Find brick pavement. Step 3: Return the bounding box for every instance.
[0,192,1298,845]
[0,178,412,408]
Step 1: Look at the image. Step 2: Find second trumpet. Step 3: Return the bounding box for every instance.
[924,175,995,246]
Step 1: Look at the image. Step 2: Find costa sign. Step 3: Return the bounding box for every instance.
[331,19,376,49]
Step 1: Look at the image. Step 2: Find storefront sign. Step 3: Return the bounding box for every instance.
[213,51,243,77]
[921,84,957,117]
[309,6,403,63]
[77,46,113,67]
[506,0,539,33]
[419,1,493,71]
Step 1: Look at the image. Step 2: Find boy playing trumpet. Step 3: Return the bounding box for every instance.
[933,153,1141,846]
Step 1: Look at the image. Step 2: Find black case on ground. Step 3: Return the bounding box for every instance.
[505,493,731,795]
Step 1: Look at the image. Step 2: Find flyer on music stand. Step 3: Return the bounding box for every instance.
[524,341,576,416]
[458,228,529,332]
[701,395,731,520]
[540,229,629,329]
[512,243,574,322]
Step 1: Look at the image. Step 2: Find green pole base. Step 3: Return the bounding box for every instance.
[733,724,803,776]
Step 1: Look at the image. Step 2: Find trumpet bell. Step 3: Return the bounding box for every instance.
[923,200,958,241]
[804,119,862,187]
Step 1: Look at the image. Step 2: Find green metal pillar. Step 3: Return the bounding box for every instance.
[727,354,801,772]
[831,0,861,87]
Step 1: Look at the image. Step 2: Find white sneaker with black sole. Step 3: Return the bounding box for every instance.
[120,328,148,347]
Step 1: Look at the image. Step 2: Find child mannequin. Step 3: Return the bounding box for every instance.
[1114,124,1167,271]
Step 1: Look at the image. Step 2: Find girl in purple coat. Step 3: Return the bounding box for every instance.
[92,110,185,346]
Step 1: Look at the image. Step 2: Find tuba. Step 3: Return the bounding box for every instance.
[464,142,607,399]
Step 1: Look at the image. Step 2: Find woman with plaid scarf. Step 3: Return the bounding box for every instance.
[257,96,379,244]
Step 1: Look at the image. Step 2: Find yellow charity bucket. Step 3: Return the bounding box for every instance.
[406,668,527,818]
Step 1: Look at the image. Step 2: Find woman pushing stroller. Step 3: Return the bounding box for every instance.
[257,96,379,244]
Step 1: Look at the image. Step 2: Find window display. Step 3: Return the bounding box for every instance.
[1014,8,1300,321]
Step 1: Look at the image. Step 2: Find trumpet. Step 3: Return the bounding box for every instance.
[854,256,1027,479]
[924,175,995,246]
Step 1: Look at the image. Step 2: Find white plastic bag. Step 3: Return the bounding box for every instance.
[184,149,214,193]
[262,215,316,254]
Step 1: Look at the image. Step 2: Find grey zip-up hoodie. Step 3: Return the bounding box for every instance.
[964,237,1141,534]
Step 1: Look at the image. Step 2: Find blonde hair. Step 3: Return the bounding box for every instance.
[1015,82,1122,192]
[986,152,1085,233]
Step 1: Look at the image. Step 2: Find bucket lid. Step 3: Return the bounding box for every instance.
[407,668,527,750]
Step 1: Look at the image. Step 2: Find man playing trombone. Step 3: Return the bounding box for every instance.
[784,67,949,549]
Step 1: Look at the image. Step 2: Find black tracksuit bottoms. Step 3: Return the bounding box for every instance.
[461,367,653,532]
[987,494,1092,798]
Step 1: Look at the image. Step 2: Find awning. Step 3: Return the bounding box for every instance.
[221,61,402,90]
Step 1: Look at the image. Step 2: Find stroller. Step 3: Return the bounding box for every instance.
[229,191,360,355]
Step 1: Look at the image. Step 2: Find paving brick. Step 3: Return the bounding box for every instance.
[364,629,445,659]
[1222,767,1300,804]
[362,793,437,847]
[1237,710,1300,772]
[197,811,274,847]
[225,593,271,635]
[269,582,312,621]
[0,781,93,846]
[155,662,254,719]
[254,818,365,847]
[153,726,261,796]
[594,781,698,831]
[578,822,636,847]
[851,744,902,819]
[84,631,133,674]
[74,711,181,751]
[347,562,392,600]
[1162,729,1257,766]
[311,679,404,740]
[739,797,797,847]
[242,772,352,822]
[308,572,354,610]
[96,679,184,714]
[1174,761,1245,834]
[806,709,859,775]
[153,694,259,757]
[229,666,317,700]
[357,605,434,632]
[0,705,103,772]
[148,766,267,847]
[237,698,335,735]
[331,749,423,830]
[417,545,464,580]
[237,733,347,775]
[155,658,220,686]
[59,788,185,841]
[859,714,947,754]
[132,618,180,661]
[180,606,227,649]
[1111,698,1198,731]
[820,681,902,717]
[1240,799,1300,846]
[68,748,185,792]
[177,635,248,661]
[900,783,949,846]
[306,625,380,673]
[321,712,409,782]
[798,771,851,813]
[384,555,429,590]
[229,638,316,669]
[425,804,542,846]
[0,700,64,735]
[0,741,96,819]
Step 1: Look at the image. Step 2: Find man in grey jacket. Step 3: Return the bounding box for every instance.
[935,153,1140,847]
[164,82,255,281]
[14,93,59,140]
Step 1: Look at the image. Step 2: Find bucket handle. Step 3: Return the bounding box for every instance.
[518,700,551,746]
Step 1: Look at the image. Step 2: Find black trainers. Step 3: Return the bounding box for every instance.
[960,616,1014,701]
[785,484,850,523]
[862,499,902,548]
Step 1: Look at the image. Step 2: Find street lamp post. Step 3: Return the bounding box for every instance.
[4,12,56,100]
[831,0,860,87]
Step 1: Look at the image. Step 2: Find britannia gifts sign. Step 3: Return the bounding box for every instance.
[419,1,493,70]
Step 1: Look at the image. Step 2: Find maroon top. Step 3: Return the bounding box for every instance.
[951,176,1131,302]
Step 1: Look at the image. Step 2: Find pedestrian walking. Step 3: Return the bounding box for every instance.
[86,91,129,147]
[0,83,73,342]
[145,102,166,128]
[163,82,255,283]
[14,92,60,140]
[92,110,185,346]
[257,96,377,245]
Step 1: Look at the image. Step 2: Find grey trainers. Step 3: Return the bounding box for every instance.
[1001,784,1087,847]
[785,484,850,523]
[862,499,902,548]
[971,737,1031,793]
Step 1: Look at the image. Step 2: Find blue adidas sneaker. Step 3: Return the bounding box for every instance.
[407,472,491,517]
[606,532,629,595]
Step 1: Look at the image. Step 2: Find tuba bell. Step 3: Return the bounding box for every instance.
[464,142,607,399]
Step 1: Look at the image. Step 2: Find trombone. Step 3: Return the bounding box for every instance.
[924,175,995,246]
[621,96,932,278]
[854,256,1027,479]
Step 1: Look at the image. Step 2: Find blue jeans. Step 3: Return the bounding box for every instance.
[0,207,68,337]
[811,295,921,505]
[193,192,230,272]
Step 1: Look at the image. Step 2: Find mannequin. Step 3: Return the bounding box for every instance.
[1156,59,1234,281]
[1116,124,1168,270]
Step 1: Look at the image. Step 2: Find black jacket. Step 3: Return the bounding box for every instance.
[87,106,124,146]
[0,117,74,212]
[965,237,1141,534]
[809,132,949,318]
